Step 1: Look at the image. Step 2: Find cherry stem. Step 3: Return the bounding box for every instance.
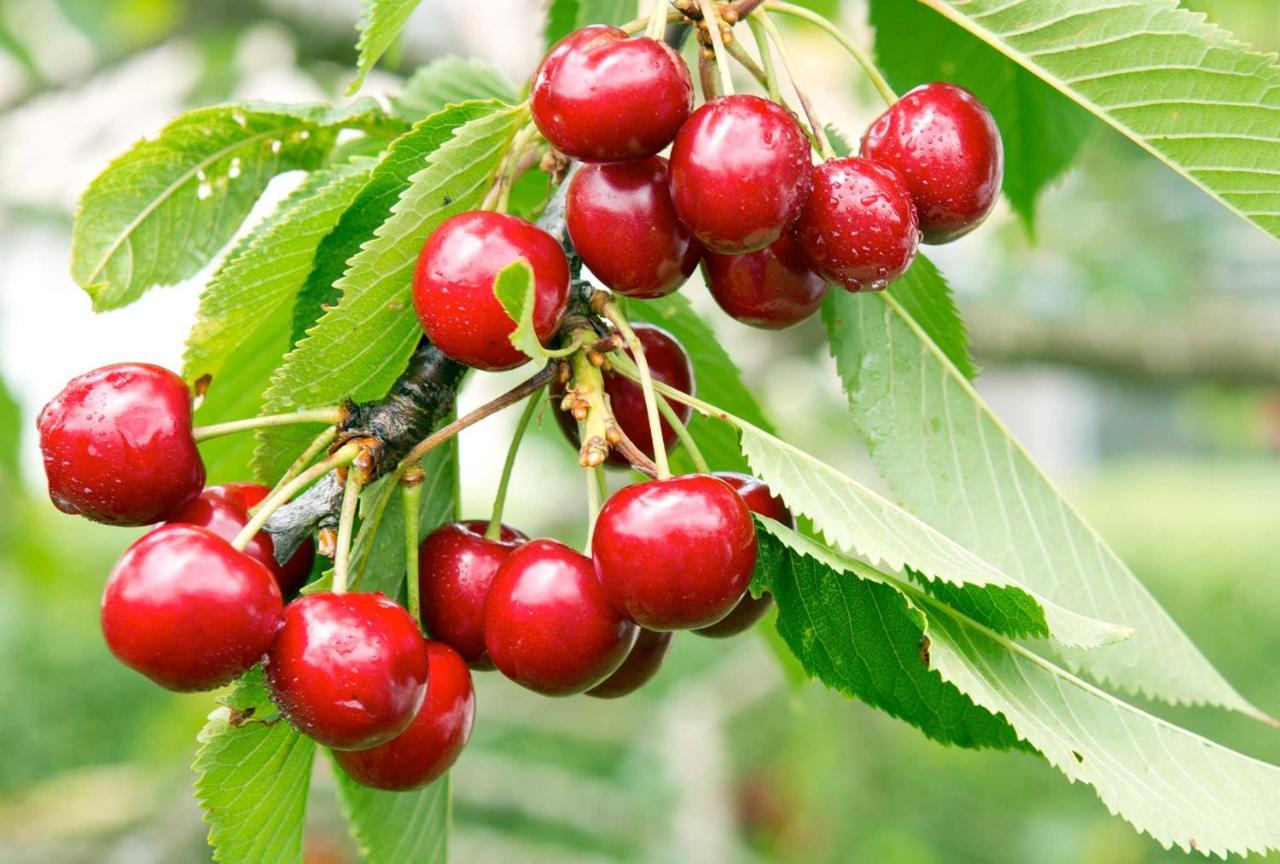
[746,15,781,101]
[231,441,362,551]
[397,364,557,468]
[350,473,400,589]
[731,0,768,15]
[599,302,671,480]
[755,11,835,159]
[656,391,711,474]
[401,466,425,627]
[486,391,541,540]
[645,0,669,39]
[622,8,683,35]
[494,121,540,213]
[249,426,338,516]
[765,1,897,106]
[724,31,824,151]
[584,466,601,555]
[331,464,365,594]
[698,0,735,96]
[192,407,342,443]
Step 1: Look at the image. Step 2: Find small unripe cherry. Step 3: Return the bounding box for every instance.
[266,593,428,750]
[592,475,758,631]
[38,363,205,526]
[413,211,570,372]
[567,157,700,299]
[531,26,693,162]
[334,640,476,791]
[861,82,1003,244]
[796,157,919,292]
[703,232,828,329]
[418,520,527,669]
[669,95,812,254]
[484,539,637,695]
[587,628,674,699]
[101,524,283,691]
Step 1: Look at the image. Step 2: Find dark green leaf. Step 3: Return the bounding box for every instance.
[545,0,634,47]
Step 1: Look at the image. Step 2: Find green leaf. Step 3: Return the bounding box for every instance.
[825,287,1268,718]
[70,100,394,311]
[755,523,1019,749]
[349,0,425,94]
[393,57,518,122]
[193,669,316,864]
[915,0,1280,242]
[544,0,635,47]
[334,767,449,863]
[255,101,523,480]
[869,0,1095,232]
[623,292,773,475]
[493,259,547,363]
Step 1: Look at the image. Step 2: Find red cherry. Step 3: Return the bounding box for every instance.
[38,363,205,526]
[484,539,637,696]
[334,640,476,790]
[101,524,282,691]
[796,157,919,292]
[861,82,1002,244]
[165,484,314,597]
[413,211,570,372]
[669,95,812,254]
[593,475,758,630]
[703,232,828,329]
[695,473,794,638]
[266,593,428,750]
[418,520,527,669]
[587,628,673,699]
[550,323,694,470]
[567,157,700,299]
[531,26,693,162]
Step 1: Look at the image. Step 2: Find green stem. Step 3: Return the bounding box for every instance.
[747,15,781,102]
[495,122,539,213]
[699,0,736,96]
[350,474,401,588]
[487,392,541,540]
[193,407,342,443]
[401,469,424,627]
[331,466,364,594]
[231,441,361,551]
[600,303,671,480]
[250,425,338,516]
[756,11,835,159]
[645,0,668,39]
[765,1,897,106]
[656,391,710,474]
[585,467,601,554]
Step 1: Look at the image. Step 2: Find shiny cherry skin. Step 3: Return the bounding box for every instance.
[418,520,527,670]
[484,539,637,696]
[334,640,476,790]
[696,473,794,638]
[669,95,812,254]
[413,211,570,371]
[38,363,205,526]
[567,157,700,299]
[101,524,282,691]
[550,323,694,470]
[531,26,693,162]
[703,232,828,329]
[861,83,1003,244]
[796,157,920,292]
[586,628,673,699]
[266,592,429,750]
[593,475,758,631]
[165,484,314,597]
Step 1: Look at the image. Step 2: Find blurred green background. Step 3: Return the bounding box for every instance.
[1,1,1279,862]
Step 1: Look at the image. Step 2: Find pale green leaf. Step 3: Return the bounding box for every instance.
[193,669,316,864]
[71,100,394,311]
[917,0,1280,241]
[825,287,1267,718]
[255,101,523,480]
[349,0,425,94]
[393,57,518,122]
[545,0,635,47]
[334,767,449,863]
[493,259,546,363]
[882,254,977,380]
[0,374,19,479]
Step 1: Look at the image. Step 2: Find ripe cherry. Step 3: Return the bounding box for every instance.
[38,363,205,526]
[695,472,794,638]
[567,157,700,299]
[593,475,758,630]
[418,520,527,670]
[165,484,314,597]
[334,640,476,791]
[796,157,919,292]
[413,211,570,372]
[861,83,1003,244]
[587,628,673,699]
[266,593,428,750]
[550,323,694,470]
[484,539,637,696]
[531,26,693,162]
[101,524,282,691]
[703,232,828,329]
[669,95,812,254]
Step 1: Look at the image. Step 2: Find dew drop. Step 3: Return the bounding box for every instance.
[270,140,283,155]
[228,157,242,179]
[197,181,213,200]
